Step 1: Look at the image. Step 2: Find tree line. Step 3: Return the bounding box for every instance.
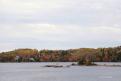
[0,46,121,62]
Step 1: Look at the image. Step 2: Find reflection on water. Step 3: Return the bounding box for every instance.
[0,62,121,81]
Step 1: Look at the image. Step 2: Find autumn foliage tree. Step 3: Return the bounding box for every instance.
[0,46,121,62]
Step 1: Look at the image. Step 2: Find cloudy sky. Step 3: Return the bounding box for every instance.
[0,0,121,52]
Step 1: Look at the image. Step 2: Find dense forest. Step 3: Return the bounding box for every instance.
[0,46,121,62]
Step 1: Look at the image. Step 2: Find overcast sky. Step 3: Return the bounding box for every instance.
[0,0,121,52]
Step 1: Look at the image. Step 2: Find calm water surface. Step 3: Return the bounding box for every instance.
[0,62,121,81]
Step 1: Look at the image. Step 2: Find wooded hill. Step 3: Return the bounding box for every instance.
[0,46,121,62]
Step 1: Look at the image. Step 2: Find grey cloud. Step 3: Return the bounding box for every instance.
[0,0,121,26]
[0,0,121,51]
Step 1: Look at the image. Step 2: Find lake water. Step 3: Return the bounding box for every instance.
[0,62,121,81]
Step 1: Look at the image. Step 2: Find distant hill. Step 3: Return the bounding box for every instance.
[0,46,121,62]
